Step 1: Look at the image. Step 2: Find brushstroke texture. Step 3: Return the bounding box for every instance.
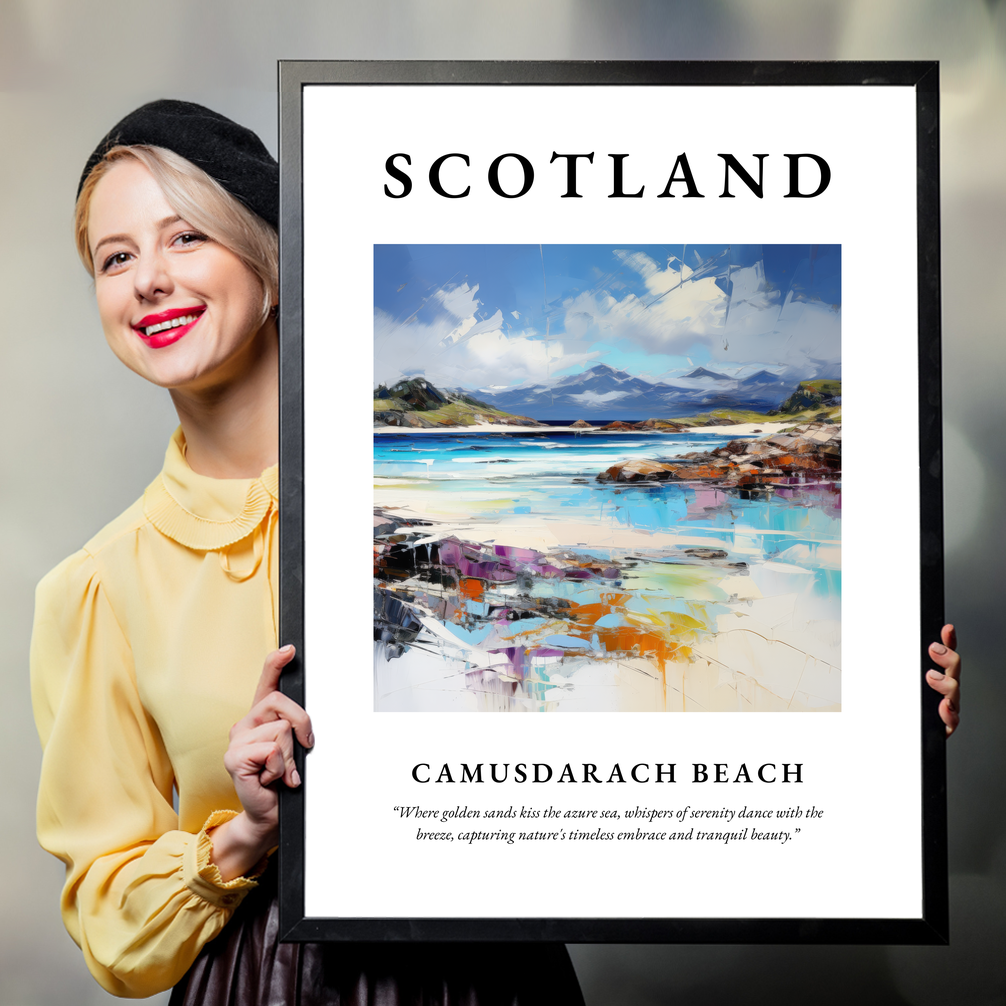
[373,244,841,712]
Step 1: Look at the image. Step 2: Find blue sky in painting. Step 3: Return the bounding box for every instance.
[373,244,841,392]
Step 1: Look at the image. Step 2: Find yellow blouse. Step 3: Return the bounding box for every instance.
[31,429,279,998]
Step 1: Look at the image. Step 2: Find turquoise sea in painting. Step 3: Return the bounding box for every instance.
[375,429,839,580]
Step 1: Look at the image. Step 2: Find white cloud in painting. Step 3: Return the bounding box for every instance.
[434,281,482,320]
[568,389,634,406]
[437,308,505,350]
[454,327,596,387]
[373,282,597,389]
[560,251,840,376]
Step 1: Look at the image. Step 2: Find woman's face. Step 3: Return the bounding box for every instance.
[87,158,270,392]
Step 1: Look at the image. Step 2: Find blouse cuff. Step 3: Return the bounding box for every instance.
[183,810,269,909]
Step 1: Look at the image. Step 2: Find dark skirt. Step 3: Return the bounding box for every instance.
[169,869,585,1006]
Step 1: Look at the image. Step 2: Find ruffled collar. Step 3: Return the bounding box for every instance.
[143,428,278,551]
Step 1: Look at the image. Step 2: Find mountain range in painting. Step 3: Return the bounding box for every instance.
[460,363,828,420]
[374,366,841,425]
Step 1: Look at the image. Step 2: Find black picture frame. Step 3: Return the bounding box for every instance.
[277,60,945,944]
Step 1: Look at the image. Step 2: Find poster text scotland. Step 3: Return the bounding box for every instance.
[383,152,832,201]
[374,243,841,712]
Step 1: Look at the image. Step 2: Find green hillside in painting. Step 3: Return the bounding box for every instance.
[374,378,544,428]
[666,380,842,428]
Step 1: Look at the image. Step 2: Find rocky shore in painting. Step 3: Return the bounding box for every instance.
[594,418,690,431]
[597,422,841,488]
[374,509,739,710]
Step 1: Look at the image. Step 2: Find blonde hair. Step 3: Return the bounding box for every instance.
[75,145,278,323]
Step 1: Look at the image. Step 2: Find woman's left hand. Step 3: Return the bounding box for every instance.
[209,645,313,881]
[926,624,961,737]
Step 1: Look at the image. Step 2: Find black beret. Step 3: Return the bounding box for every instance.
[78,99,278,228]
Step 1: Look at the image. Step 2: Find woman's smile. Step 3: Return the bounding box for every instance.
[133,306,207,348]
[133,303,206,348]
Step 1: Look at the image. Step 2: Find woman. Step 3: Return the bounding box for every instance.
[31,100,586,1003]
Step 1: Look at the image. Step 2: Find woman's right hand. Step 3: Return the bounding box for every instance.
[926,624,961,737]
[209,645,314,881]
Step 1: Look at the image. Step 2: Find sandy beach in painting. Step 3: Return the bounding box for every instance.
[374,421,796,437]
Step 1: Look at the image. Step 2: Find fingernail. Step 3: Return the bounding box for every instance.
[931,643,947,654]
[307,732,315,748]
[928,670,944,679]
[280,644,295,654]
[292,768,301,787]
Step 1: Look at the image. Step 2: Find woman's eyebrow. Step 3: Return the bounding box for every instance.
[92,216,185,257]
[92,232,133,256]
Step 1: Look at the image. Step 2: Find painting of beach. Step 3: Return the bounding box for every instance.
[373,245,841,712]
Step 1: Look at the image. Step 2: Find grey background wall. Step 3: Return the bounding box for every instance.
[1,2,1003,1003]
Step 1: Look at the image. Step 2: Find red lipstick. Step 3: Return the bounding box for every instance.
[132,306,206,349]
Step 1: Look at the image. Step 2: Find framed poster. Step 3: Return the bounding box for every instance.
[277,61,946,943]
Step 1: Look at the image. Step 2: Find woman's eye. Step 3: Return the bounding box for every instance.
[173,231,208,248]
[101,251,131,273]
